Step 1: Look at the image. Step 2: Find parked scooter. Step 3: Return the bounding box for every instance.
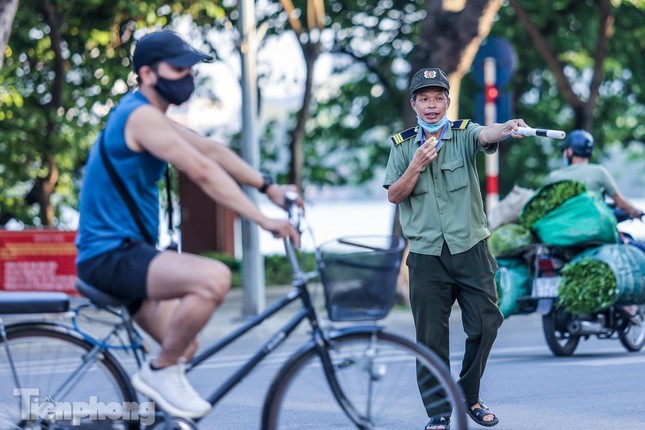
[521,211,645,357]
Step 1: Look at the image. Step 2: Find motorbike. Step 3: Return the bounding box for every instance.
[518,209,645,357]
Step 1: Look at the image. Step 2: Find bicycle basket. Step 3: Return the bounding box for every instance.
[316,235,407,322]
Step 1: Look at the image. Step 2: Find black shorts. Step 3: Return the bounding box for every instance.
[77,238,161,315]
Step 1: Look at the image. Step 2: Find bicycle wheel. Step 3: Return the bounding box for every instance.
[263,329,467,430]
[0,322,143,430]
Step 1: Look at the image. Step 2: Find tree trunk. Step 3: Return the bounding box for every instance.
[289,41,320,188]
[0,0,19,69]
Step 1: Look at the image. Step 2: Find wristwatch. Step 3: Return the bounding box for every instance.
[258,174,274,194]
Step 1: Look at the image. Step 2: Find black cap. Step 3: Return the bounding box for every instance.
[410,68,450,94]
[132,30,213,72]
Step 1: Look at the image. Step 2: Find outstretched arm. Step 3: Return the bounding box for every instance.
[478,119,529,145]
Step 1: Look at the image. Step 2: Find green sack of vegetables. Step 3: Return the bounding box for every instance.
[489,224,535,257]
[519,180,586,230]
[531,192,619,246]
[496,258,531,318]
[558,244,645,314]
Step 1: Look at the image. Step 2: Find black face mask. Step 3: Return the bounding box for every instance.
[154,73,195,105]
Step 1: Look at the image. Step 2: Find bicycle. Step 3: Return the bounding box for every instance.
[0,196,467,430]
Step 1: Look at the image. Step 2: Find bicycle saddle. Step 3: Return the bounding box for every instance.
[75,279,128,308]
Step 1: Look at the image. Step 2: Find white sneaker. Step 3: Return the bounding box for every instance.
[131,358,211,419]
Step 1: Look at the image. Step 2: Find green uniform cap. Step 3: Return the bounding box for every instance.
[410,68,450,94]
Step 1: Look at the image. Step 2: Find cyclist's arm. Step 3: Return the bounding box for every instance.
[168,121,302,209]
[168,121,264,188]
[125,106,296,240]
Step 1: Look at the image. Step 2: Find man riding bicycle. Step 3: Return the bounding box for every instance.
[75,30,301,419]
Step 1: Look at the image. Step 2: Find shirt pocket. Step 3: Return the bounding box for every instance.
[411,168,429,195]
[441,157,468,191]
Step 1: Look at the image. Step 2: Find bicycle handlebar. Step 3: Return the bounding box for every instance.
[282,191,306,279]
[284,191,300,229]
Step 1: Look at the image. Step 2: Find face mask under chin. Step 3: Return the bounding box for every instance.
[154,73,195,105]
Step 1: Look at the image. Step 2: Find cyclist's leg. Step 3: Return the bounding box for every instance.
[144,251,231,367]
[134,299,198,361]
[130,251,230,418]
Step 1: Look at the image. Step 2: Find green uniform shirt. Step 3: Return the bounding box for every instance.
[383,121,497,256]
[546,163,617,197]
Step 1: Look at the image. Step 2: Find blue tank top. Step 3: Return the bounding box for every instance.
[76,91,167,263]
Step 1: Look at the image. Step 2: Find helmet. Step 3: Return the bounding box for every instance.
[563,130,594,157]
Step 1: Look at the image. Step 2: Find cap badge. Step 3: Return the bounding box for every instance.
[424,70,437,79]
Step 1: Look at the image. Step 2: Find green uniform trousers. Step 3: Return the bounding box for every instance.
[407,240,503,418]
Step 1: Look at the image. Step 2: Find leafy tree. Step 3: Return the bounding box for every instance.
[296,0,503,191]
[460,0,644,193]
[0,1,229,226]
[291,0,642,197]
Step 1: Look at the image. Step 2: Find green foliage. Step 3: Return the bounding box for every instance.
[483,0,645,193]
[261,0,427,188]
[201,252,318,288]
[519,180,586,229]
[3,0,643,227]
[277,0,644,195]
[488,223,535,257]
[558,259,617,314]
[264,252,318,285]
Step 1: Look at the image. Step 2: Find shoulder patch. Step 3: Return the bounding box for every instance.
[451,119,470,130]
[390,127,417,145]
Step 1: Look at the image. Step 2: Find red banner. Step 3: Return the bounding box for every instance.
[0,230,78,295]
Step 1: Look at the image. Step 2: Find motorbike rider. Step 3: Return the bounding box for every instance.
[546,129,644,252]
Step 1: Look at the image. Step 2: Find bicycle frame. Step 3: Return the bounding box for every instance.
[0,200,385,428]
[187,232,371,426]
[187,271,320,409]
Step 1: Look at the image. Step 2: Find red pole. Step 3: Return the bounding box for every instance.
[484,57,499,212]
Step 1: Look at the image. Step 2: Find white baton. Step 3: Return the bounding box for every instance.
[515,127,566,140]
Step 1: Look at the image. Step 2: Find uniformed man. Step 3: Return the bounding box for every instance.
[383,67,530,430]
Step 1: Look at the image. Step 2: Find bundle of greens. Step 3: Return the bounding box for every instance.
[488,223,535,257]
[558,259,617,315]
[519,180,586,230]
